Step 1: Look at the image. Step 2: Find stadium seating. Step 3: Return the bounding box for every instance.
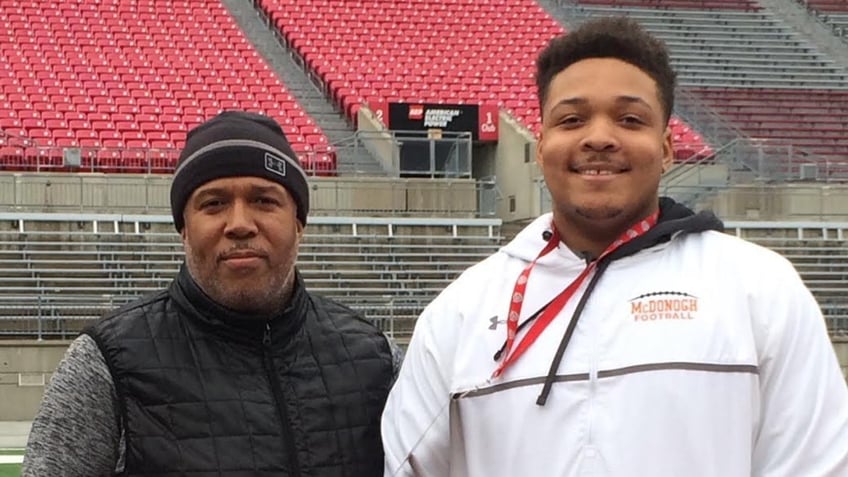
[805,0,848,13]
[691,88,848,171]
[575,0,760,10]
[0,214,503,342]
[0,0,335,174]
[804,0,848,31]
[806,0,848,11]
[727,222,848,333]
[256,0,712,160]
[571,2,848,171]
[1,214,845,340]
[575,3,847,88]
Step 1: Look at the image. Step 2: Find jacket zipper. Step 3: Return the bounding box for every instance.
[587,301,599,450]
[263,322,302,476]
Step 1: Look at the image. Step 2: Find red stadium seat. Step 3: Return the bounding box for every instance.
[0,0,332,173]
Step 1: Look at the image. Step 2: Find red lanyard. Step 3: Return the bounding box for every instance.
[492,211,659,379]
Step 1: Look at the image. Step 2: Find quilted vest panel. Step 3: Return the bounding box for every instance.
[87,279,393,477]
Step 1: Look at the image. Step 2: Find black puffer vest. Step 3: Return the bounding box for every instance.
[85,267,394,476]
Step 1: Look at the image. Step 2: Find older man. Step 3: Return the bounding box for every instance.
[24,111,398,476]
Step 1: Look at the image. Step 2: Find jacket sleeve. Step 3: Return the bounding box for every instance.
[751,262,848,476]
[382,294,458,477]
[22,334,122,477]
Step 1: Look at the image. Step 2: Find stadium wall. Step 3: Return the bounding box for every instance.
[0,172,480,218]
[493,112,542,222]
[0,341,68,421]
[356,106,399,172]
[708,184,848,221]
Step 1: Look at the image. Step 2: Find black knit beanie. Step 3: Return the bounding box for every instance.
[170,111,309,231]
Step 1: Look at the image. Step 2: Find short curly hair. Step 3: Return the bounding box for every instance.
[536,16,676,124]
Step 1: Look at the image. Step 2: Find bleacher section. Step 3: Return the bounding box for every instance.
[575,4,847,87]
[726,221,848,334]
[692,88,848,173]
[258,0,711,160]
[0,0,335,174]
[804,0,848,32]
[0,0,844,176]
[572,1,848,171]
[0,214,503,342]
[576,0,761,10]
[1,214,846,339]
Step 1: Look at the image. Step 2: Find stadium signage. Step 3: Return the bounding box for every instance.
[371,102,499,141]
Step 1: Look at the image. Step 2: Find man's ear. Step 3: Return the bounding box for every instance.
[661,126,674,173]
[535,129,545,168]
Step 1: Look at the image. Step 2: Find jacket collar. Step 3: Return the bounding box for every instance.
[606,197,724,262]
[500,196,724,264]
[169,264,309,345]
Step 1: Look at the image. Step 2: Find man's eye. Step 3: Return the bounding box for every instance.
[558,116,582,126]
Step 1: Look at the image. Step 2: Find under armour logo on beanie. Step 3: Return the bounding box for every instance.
[169,111,310,231]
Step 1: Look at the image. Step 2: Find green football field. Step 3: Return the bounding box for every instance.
[0,464,20,477]
[0,449,22,476]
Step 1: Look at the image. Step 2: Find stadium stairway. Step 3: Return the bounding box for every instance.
[220,0,386,175]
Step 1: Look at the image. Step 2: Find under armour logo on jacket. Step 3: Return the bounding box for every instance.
[488,315,505,330]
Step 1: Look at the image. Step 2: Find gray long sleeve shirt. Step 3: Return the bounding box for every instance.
[23,335,121,476]
[23,333,404,476]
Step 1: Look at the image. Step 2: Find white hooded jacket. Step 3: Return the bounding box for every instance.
[382,200,848,477]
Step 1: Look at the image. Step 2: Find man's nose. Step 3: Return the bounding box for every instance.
[223,200,258,239]
[580,118,619,152]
